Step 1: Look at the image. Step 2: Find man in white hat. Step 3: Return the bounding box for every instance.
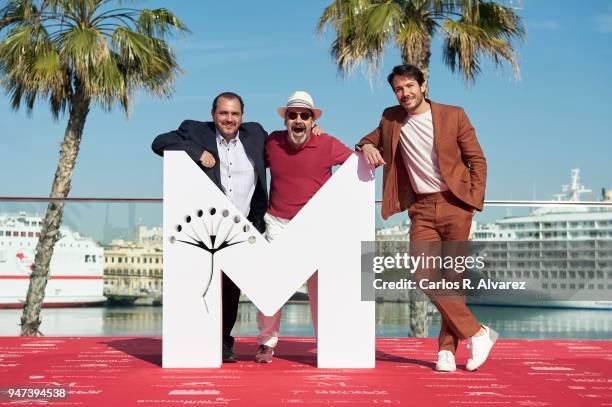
[254,91,353,363]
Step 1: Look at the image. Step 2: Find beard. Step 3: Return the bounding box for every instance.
[287,124,311,148]
[401,93,425,112]
[287,131,309,147]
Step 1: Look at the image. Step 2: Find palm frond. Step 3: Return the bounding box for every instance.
[318,0,404,76]
[441,1,524,83]
[477,1,525,41]
[0,20,69,116]
[0,0,187,116]
[59,25,101,69]
[138,8,190,38]
[318,0,525,84]
[0,0,31,30]
[395,16,434,67]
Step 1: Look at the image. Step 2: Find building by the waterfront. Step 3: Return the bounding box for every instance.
[134,225,163,247]
[103,226,163,305]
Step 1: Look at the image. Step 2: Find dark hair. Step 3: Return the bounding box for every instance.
[212,92,244,113]
[387,64,425,87]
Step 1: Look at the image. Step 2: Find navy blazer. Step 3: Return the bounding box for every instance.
[152,120,268,233]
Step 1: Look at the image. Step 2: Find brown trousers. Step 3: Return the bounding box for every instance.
[408,190,481,354]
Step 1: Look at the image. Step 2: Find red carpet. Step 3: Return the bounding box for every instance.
[0,337,610,406]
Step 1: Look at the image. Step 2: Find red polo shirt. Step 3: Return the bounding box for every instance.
[266,131,353,220]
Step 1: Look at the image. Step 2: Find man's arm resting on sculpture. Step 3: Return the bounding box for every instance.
[355,118,386,167]
[151,120,214,167]
[358,143,386,167]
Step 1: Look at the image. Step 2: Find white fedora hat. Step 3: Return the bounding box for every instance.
[277,91,322,121]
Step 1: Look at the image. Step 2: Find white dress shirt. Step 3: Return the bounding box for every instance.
[215,130,257,217]
[398,110,449,194]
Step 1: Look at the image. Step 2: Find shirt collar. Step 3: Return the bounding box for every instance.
[404,108,432,123]
[216,129,240,146]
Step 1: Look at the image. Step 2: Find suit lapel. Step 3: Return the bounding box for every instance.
[238,125,253,159]
[234,125,264,191]
[237,126,257,173]
[391,107,406,159]
[430,101,443,159]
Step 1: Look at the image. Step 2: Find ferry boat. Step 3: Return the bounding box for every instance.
[471,169,612,309]
[0,212,106,308]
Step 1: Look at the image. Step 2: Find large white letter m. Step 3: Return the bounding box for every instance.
[162,151,375,368]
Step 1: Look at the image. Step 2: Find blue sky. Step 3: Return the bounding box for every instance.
[1,0,611,230]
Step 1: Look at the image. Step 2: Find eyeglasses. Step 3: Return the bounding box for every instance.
[286,111,312,120]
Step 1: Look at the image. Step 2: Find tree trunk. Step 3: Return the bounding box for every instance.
[20,83,90,336]
[401,33,432,94]
[402,34,433,338]
[408,290,429,338]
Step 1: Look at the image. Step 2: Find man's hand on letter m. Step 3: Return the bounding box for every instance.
[200,150,216,168]
[361,144,386,167]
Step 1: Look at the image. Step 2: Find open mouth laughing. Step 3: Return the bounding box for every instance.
[291,124,306,135]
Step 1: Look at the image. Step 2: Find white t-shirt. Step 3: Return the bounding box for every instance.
[398,110,448,194]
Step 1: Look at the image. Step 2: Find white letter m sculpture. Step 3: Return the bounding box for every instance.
[163,152,374,368]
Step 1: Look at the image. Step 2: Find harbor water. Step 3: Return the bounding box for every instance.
[1,303,610,339]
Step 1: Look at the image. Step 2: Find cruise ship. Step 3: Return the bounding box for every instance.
[471,169,612,309]
[374,169,612,309]
[0,212,106,308]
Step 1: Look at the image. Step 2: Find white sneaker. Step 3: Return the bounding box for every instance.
[466,325,499,371]
[435,350,456,372]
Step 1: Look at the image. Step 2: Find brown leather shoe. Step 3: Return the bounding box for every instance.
[254,345,274,363]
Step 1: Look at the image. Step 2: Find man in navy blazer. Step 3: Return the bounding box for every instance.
[152,92,268,362]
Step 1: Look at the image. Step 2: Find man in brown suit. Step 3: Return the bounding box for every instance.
[358,64,498,372]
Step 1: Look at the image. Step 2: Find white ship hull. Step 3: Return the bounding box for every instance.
[0,213,106,308]
[0,277,106,309]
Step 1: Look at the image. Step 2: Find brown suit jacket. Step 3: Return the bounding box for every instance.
[358,101,486,220]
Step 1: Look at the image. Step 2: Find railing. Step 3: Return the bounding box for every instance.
[2,197,611,247]
[2,196,612,207]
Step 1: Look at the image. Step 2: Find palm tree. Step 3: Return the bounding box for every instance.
[318,0,524,337]
[317,0,525,86]
[0,0,189,336]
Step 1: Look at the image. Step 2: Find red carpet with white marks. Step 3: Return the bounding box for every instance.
[0,337,610,406]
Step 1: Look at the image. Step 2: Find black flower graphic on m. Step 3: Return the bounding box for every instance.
[169,207,256,312]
